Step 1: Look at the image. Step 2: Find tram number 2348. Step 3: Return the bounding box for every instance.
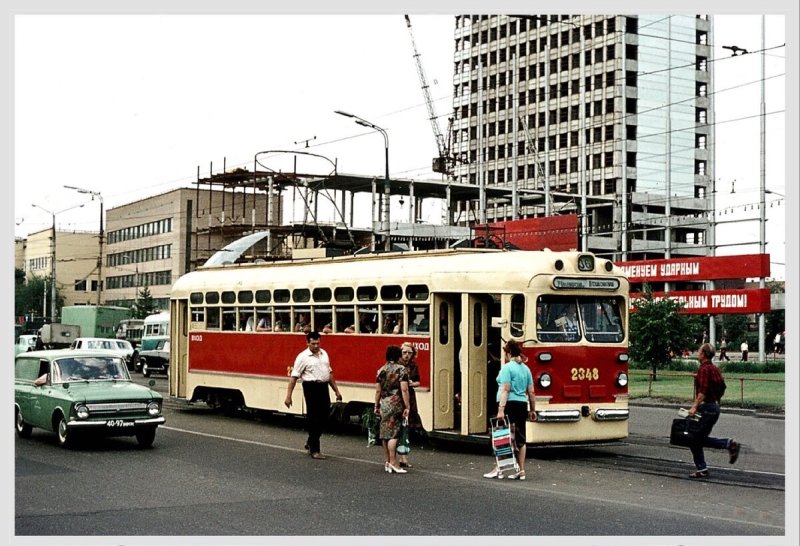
[571,367,599,381]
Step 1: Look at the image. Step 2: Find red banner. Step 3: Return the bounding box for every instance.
[617,254,770,283]
[484,215,578,251]
[629,288,771,314]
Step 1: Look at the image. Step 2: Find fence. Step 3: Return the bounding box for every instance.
[629,370,785,411]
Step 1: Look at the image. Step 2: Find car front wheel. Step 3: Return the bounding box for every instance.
[142,361,151,377]
[136,426,157,448]
[56,415,74,448]
[15,409,32,438]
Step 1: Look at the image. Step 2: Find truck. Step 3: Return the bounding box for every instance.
[39,323,81,349]
[60,305,132,339]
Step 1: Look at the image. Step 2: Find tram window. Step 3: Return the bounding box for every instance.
[191,307,205,322]
[255,290,271,303]
[205,292,220,305]
[536,296,580,343]
[313,306,333,333]
[409,306,430,334]
[273,308,290,331]
[222,308,236,331]
[336,306,355,333]
[293,308,311,332]
[438,303,449,343]
[510,294,525,338]
[255,309,272,331]
[578,297,624,343]
[357,286,378,302]
[221,291,236,304]
[381,305,403,334]
[473,303,484,346]
[406,284,430,301]
[238,290,254,304]
[206,308,221,330]
[274,289,290,303]
[356,306,378,333]
[190,292,204,304]
[380,285,403,301]
[293,289,311,303]
[239,308,254,331]
[334,287,354,302]
[313,287,332,302]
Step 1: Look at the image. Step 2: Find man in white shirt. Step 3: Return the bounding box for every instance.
[284,331,343,459]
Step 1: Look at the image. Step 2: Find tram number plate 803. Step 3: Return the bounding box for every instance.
[106,419,134,428]
[571,368,599,381]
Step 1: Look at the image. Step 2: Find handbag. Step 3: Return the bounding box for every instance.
[396,418,411,455]
[361,407,380,447]
[669,417,703,447]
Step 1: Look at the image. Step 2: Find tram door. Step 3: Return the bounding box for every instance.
[462,294,489,434]
[431,294,457,430]
[170,300,189,399]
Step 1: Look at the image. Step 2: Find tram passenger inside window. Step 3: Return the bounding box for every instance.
[322,323,333,334]
[273,320,285,332]
[294,313,308,332]
[256,317,272,331]
[392,316,404,334]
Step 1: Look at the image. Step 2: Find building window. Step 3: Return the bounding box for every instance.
[696,134,707,149]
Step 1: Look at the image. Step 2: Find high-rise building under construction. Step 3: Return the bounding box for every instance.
[448,14,714,261]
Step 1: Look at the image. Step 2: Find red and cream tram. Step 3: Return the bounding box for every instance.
[168,248,630,445]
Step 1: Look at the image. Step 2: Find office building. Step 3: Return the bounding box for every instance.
[450,14,714,260]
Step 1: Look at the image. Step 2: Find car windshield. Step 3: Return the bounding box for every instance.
[115,341,131,350]
[52,356,130,382]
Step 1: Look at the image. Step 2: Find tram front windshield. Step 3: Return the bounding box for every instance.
[537,296,624,343]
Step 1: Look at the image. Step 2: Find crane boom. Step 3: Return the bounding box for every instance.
[404,15,448,172]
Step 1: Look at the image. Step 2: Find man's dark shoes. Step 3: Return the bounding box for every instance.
[689,470,709,479]
[728,440,740,464]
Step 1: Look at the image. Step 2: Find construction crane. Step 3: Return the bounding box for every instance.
[404,14,452,175]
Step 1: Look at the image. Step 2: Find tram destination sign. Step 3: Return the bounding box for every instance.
[553,277,620,290]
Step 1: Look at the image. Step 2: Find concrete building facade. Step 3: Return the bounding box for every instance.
[449,14,714,261]
[19,228,99,317]
[103,187,270,311]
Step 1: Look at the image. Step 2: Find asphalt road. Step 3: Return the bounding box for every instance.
[14,378,786,539]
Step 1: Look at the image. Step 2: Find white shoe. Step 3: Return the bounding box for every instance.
[483,468,502,479]
[387,464,407,474]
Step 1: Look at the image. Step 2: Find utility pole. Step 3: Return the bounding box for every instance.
[65,185,104,305]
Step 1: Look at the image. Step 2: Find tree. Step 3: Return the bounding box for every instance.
[629,284,695,380]
[133,285,158,318]
[14,271,64,322]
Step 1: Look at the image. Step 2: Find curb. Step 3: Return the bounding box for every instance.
[629,400,785,420]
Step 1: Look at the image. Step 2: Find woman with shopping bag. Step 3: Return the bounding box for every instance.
[374,345,411,474]
[483,339,536,480]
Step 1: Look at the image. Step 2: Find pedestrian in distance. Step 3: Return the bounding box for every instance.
[374,345,411,474]
[284,331,343,460]
[686,343,740,479]
[718,337,731,362]
[483,339,536,481]
[740,340,749,362]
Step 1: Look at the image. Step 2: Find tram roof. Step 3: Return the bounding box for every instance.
[171,248,628,297]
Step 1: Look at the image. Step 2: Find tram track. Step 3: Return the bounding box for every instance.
[529,443,785,491]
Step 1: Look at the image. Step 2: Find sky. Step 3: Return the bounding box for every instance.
[12,11,792,280]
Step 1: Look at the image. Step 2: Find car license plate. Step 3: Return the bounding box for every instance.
[106,419,134,428]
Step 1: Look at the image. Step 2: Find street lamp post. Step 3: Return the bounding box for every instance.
[65,185,104,305]
[31,202,85,322]
[334,110,391,251]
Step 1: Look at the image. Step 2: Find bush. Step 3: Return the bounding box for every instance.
[721,360,785,374]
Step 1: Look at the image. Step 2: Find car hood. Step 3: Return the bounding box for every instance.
[58,381,162,403]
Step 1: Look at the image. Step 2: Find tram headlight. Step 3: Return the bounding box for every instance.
[538,373,552,389]
[617,353,629,363]
[616,372,628,388]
